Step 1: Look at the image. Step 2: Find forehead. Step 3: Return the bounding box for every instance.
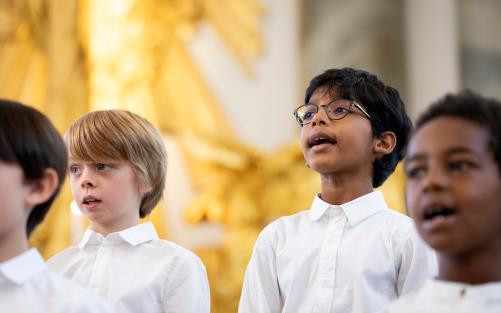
[407,116,491,158]
[308,86,341,103]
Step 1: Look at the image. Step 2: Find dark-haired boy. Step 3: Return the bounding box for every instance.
[0,99,111,312]
[382,91,501,312]
[239,68,437,313]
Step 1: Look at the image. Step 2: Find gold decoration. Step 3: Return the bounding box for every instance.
[0,2,406,312]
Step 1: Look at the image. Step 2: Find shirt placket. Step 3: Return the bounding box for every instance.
[89,241,112,299]
[312,206,346,313]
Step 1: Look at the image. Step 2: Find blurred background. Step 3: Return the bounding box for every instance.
[1,0,500,312]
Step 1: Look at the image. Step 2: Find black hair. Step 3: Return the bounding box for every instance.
[415,90,501,170]
[0,99,67,236]
[304,67,412,187]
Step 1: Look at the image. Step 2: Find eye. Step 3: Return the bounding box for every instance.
[96,163,110,171]
[405,166,426,179]
[449,160,475,172]
[327,102,350,116]
[69,165,80,175]
[333,106,349,113]
[303,111,316,120]
[299,105,318,123]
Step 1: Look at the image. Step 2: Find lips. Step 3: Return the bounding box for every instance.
[82,195,102,210]
[420,203,457,231]
[423,204,456,220]
[307,132,337,148]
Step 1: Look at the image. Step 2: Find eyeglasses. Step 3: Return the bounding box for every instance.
[293,98,371,126]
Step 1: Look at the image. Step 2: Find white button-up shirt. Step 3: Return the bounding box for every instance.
[48,222,210,313]
[0,248,112,313]
[380,279,501,313]
[238,190,437,313]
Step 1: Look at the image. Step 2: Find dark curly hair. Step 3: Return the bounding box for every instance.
[414,90,501,170]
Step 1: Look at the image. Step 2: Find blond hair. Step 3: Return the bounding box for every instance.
[66,110,167,217]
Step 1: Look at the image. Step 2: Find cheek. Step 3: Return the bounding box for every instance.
[404,182,420,219]
[69,178,79,195]
[299,130,309,156]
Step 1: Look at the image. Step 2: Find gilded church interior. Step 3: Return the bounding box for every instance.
[1,0,500,312]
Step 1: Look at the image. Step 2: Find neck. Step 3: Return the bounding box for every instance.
[90,216,141,237]
[0,227,29,263]
[438,240,501,284]
[319,171,373,205]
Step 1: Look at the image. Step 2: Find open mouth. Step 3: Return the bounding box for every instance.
[82,196,102,206]
[420,203,458,231]
[308,133,337,148]
[423,204,456,221]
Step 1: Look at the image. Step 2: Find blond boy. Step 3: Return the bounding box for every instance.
[49,110,210,313]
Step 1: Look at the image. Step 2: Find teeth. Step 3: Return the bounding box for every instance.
[424,206,455,220]
[83,198,99,204]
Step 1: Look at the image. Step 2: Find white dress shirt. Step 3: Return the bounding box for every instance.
[380,279,501,313]
[0,248,112,313]
[238,190,437,313]
[48,222,210,313]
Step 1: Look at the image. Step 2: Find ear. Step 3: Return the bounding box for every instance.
[139,183,153,196]
[374,131,397,158]
[25,169,59,208]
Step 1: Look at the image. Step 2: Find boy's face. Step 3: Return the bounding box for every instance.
[0,161,31,239]
[300,87,376,176]
[69,159,144,232]
[405,116,501,256]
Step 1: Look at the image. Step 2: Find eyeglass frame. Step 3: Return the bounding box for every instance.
[293,98,372,126]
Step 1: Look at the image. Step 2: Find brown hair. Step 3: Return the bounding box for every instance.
[66,110,167,217]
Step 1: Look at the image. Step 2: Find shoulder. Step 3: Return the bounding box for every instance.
[376,208,417,238]
[43,271,112,312]
[47,245,81,270]
[373,209,432,254]
[148,239,206,270]
[255,210,310,245]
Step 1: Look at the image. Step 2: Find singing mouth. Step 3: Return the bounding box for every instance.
[82,195,102,206]
[308,132,337,148]
[422,203,456,221]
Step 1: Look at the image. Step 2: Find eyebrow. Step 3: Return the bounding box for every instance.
[306,97,345,105]
[405,146,479,164]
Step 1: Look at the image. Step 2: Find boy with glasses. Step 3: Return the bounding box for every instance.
[238,68,437,313]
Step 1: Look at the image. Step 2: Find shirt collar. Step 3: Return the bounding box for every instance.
[0,248,46,285]
[79,222,159,249]
[308,190,387,226]
[427,279,501,300]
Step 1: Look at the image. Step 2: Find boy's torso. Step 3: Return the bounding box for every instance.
[257,191,431,312]
[0,248,110,312]
[48,223,204,312]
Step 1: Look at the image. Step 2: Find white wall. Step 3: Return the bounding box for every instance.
[186,0,301,152]
[164,0,301,248]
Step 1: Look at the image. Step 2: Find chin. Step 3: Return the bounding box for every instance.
[310,166,337,176]
[421,235,461,255]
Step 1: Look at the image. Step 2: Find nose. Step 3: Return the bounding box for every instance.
[80,167,96,189]
[310,106,329,126]
[422,164,448,193]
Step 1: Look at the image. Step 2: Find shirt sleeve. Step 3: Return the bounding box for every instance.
[394,225,438,296]
[162,254,211,313]
[238,224,282,313]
